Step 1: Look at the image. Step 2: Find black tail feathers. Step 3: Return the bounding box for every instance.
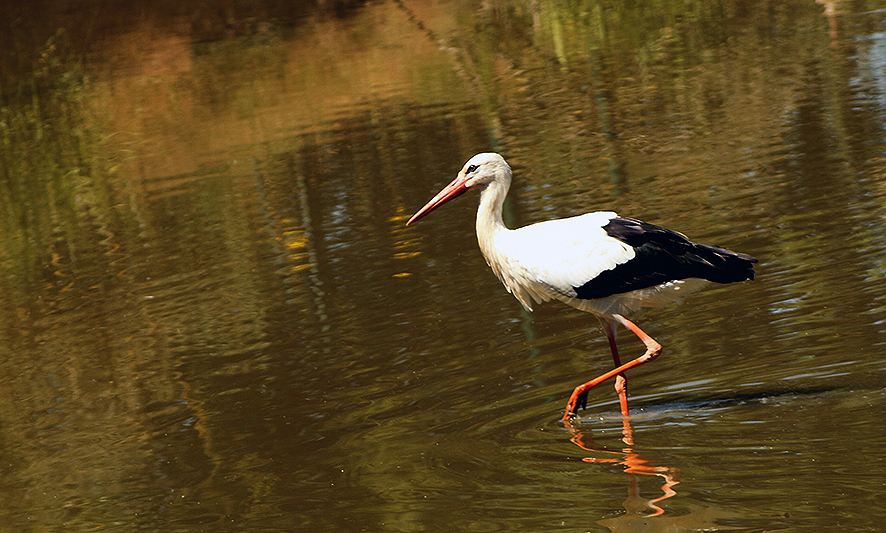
[690,243,757,284]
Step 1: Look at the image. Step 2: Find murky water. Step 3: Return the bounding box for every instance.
[1,0,885,531]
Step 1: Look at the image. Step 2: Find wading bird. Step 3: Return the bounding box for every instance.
[407,153,757,420]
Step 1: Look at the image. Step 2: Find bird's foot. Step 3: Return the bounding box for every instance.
[575,390,588,412]
[561,390,589,421]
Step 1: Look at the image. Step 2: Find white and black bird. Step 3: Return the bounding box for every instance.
[407,153,757,420]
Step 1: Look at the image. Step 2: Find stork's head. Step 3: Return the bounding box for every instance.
[406,153,511,225]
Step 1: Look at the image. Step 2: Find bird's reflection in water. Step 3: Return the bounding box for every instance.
[565,418,744,532]
[566,418,679,518]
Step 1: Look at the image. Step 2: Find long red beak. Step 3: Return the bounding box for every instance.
[406,176,470,225]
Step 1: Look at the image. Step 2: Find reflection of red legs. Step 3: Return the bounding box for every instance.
[562,314,662,421]
[565,417,679,517]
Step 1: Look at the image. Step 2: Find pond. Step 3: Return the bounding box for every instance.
[1,0,885,531]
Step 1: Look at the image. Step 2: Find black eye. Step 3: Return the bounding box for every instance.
[466,164,479,174]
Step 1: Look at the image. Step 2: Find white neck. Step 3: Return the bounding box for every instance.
[476,170,511,242]
[474,168,513,288]
[473,167,541,311]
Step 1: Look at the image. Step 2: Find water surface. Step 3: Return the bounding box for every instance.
[1,0,885,531]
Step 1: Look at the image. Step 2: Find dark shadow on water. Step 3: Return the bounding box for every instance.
[639,385,842,413]
[571,384,849,423]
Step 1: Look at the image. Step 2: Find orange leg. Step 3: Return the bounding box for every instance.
[562,314,662,421]
[601,319,631,417]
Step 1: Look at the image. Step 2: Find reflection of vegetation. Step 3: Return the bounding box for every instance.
[434,0,835,219]
[0,2,492,528]
[0,28,112,301]
[192,31,288,115]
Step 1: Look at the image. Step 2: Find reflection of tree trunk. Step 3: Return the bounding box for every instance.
[589,52,626,197]
[284,144,329,328]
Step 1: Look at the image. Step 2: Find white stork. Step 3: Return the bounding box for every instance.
[407,153,757,421]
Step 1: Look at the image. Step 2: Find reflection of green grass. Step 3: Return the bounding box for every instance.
[0,28,112,295]
[191,30,287,116]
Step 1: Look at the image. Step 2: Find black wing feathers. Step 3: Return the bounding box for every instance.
[573,217,757,300]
